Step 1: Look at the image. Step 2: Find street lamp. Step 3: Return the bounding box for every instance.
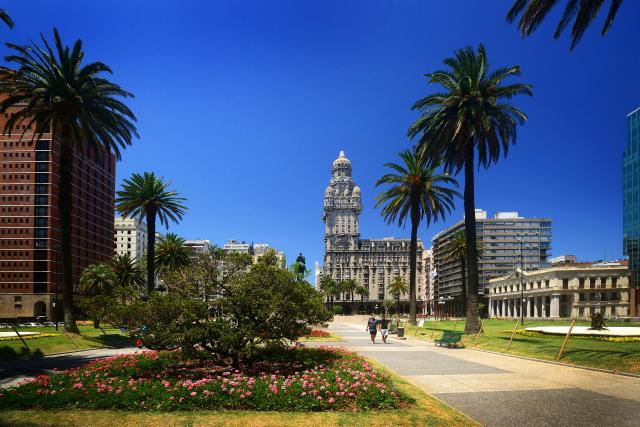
[52,300,57,331]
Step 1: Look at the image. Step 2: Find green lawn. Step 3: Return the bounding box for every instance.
[0,358,476,427]
[404,319,640,374]
[0,325,132,360]
[297,331,343,342]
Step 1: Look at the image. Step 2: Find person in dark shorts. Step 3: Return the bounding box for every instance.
[379,315,390,343]
[366,315,377,343]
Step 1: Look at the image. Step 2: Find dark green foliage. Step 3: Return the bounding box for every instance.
[154,233,192,276]
[506,0,624,50]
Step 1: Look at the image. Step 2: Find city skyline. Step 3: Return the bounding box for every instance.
[4,1,639,270]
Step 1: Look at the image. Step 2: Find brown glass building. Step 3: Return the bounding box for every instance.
[0,111,115,321]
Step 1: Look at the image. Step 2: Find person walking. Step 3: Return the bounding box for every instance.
[379,314,390,344]
[366,315,378,343]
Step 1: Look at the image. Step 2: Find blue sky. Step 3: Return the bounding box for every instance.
[5,1,640,268]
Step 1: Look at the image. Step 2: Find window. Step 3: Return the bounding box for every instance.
[612,277,617,288]
[562,279,568,290]
[579,278,585,289]
[590,278,596,289]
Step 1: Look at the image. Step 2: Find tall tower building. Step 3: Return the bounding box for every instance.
[624,107,640,287]
[0,111,115,321]
[115,216,147,260]
[322,151,424,314]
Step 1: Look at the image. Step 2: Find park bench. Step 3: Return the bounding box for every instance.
[435,331,463,348]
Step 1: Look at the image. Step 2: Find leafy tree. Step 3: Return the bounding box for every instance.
[383,298,396,316]
[441,230,483,317]
[80,263,116,328]
[318,274,340,311]
[506,0,623,50]
[0,8,13,28]
[408,45,531,333]
[0,29,138,332]
[116,172,187,294]
[375,149,458,325]
[155,233,192,277]
[388,276,408,318]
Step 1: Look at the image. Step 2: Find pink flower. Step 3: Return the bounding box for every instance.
[169,396,175,401]
[328,397,336,404]
[317,396,323,401]
[179,397,185,403]
[190,392,197,397]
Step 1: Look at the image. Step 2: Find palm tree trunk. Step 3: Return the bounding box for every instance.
[60,141,79,333]
[408,201,420,325]
[145,207,157,294]
[463,143,480,334]
[460,256,467,318]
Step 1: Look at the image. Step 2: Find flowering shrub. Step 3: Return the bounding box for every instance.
[305,330,331,338]
[0,346,412,411]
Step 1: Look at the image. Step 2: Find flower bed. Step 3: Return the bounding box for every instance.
[0,346,412,412]
[512,329,640,343]
[305,329,331,338]
[0,333,60,342]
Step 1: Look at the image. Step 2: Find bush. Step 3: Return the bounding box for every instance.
[0,347,413,412]
[306,329,331,338]
[332,305,344,315]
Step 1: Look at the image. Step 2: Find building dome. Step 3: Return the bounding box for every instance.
[353,186,361,196]
[332,150,352,175]
[324,186,333,196]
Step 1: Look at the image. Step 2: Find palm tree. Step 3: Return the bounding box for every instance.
[116,172,187,293]
[375,149,459,325]
[80,263,116,328]
[506,0,623,50]
[155,233,192,276]
[0,9,14,28]
[340,279,358,314]
[318,274,339,311]
[388,276,408,324]
[0,29,138,333]
[111,253,144,298]
[441,230,483,317]
[355,284,369,303]
[408,44,532,333]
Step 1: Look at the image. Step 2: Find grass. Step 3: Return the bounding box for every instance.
[0,357,476,427]
[0,325,132,360]
[404,319,640,374]
[297,332,343,342]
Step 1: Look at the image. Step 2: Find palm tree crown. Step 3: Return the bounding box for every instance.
[155,233,192,276]
[441,230,483,264]
[408,44,531,333]
[80,264,116,296]
[375,150,458,228]
[0,29,137,333]
[0,9,14,28]
[506,0,623,50]
[388,276,408,301]
[116,172,187,293]
[111,253,144,290]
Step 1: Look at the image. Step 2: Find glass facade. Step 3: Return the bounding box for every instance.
[623,108,640,286]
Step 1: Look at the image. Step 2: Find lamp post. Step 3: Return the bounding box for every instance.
[517,234,525,326]
[52,300,57,331]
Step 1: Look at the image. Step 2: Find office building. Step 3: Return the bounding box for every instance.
[0,113,115,321]
[114,216,147,260]
[322,151,424,314]
[184,239,211,257]
[431,210,551,317]
[624,107,640,287]
[223,240,285,265]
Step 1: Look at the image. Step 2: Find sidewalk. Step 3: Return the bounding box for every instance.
[326,321,640,427]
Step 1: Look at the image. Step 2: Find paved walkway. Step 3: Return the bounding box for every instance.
[326,321,640,427]
[0,347,140,387]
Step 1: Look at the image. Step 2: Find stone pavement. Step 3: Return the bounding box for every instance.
[325,321,640,427]
[0,347,141,387]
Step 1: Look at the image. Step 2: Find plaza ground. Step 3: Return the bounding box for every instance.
[324,317,640,426]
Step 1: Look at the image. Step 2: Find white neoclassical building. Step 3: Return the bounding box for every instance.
[488,261,631,319]
[114,216,147,260]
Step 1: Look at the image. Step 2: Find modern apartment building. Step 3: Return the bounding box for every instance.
[114,216,147,260]
[184,239,211,257]
[624,107,640,287]
[431,210,551,317]
[0,113,115,321]
[222,240,285,265]
[322,151,424,314]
